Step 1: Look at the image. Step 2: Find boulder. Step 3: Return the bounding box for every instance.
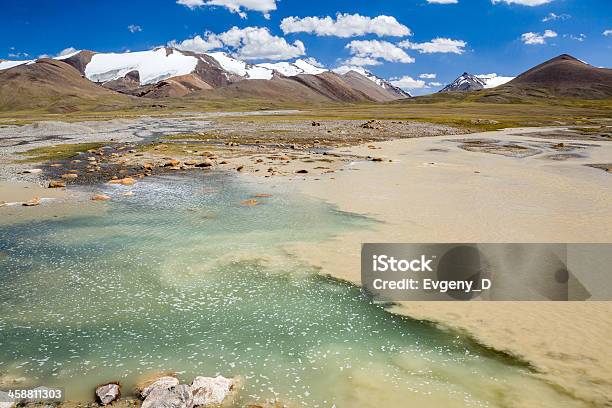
[195,159,213,168]
[22,197,40,206]
[163,160,181,167]
[22,168,43,174]
[140,376,180,399]
[190,376,235,407]
[61,173,78,179]
[48,180,66,188]
[95,383,120,406]
[108,177,136,186]
[142,384,192,408]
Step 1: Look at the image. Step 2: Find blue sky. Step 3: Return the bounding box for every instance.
[1,0,611,94]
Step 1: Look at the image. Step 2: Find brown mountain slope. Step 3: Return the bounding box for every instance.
[186,76,333,104]
[0,58,130,112]
[489,54,612,100]
[289,72,373,102]
[340,71,407,102]
[186,71,393,104]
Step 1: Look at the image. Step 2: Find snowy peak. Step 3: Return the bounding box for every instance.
[85,48,199,85]
[440,72,486,92]
[440,72,515,92]
[204,53,326,80]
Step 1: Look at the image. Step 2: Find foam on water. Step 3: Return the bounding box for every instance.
[0,173,587,407]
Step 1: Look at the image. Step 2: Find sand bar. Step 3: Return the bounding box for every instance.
[289,127,612,406]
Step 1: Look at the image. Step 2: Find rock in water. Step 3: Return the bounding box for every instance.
[91,194,111,201]
[190,376,235,407]
[140,376,180,399]
[48,180,66,188]
[142,384,192,408]
[22,197,41,206]
[96,383,120,405]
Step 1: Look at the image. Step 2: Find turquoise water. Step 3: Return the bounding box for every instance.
[0,174,585,407]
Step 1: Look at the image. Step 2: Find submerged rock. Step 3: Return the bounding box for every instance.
[96,383,120,405]
[241,199,259,207]
[91,194,111,201]
[190,376,235,407]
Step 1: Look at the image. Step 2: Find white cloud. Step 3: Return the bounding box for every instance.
[390,75,426,90]
[521,30,557,44]
[343,56,382,66]
[564,33,586,42]
[542,12,570,22]
[170,26,305,60]
[492,0,554,6]
[280,13,411,38]
[168,34,223,53]
[399,38,467,54]
[604,30,612,37]
[177,0,277,19]
[429,82,443,86]
[8,51,29,58]
[128,24,142,33]
[345,40,415,66]
[419,73,436,79]
[426,0,458,3]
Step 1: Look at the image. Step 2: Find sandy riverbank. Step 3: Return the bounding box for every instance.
[288,127,612,407]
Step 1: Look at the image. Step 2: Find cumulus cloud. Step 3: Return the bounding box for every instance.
[521,30,557,44]
[168,34,223,53]
[280,13,411,38]
[399,38,467,54]
[542,12,570,22]
[429,82,443,86]
[390,75,426,90]
[128,24,142,33]
[492,0,554,5]
[169,26,305,60]
[345,40,415,66]
[419,73,436,79]
[604,29,612,37]
[427,0,458,3]
[177,0,277,19]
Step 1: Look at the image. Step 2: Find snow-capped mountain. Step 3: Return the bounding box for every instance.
[0,47,411,102]
[440,72,514,92]
[440,73,487,92]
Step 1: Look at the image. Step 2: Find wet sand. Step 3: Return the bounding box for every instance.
[288,127,612,407]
